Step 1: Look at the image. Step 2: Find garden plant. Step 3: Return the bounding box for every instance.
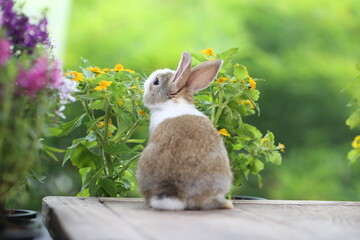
[60,48,284,197]
[346,64,360,164]
[0,0,76,210]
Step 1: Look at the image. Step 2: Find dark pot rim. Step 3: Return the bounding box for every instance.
[1,209,37,220]
[230,195,267,200]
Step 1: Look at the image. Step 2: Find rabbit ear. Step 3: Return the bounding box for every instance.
[169,51,192,94]
[186,60,223,93]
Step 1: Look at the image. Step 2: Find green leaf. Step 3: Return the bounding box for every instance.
[46,127,63,137]
[347,149,360,164]
[70,143,100,168]
[191,53,207,63]
[217,48,238,69]
[86,116,105,131]
[236,123,262,141]
[63,138,85,166]
[265,131,275,144]
[77,91,104,100]
[45,150,59,161]
[81,67,95,78]
[104,143,132,155]
[43,144,65,153]
[233,143,243,151]
[234,64,248,80]
[131,144,144,152]
[79,167,92,187]
[243,88,260,102]
[89,99,106,110]
[264,151,282,165]
[57,113,87,137]
[127,139,146,143]
[346,110,360,129]
[99,178,118,197]
[249,158,264,174]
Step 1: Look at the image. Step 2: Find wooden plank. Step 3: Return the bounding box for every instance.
[42,196,145,240]
[233,201,360,240]
[43,197,360,240]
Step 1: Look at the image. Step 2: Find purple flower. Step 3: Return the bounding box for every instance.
[48,59,63,89]
[0,37,11,66]
[16,56,49,96]
[0,0,50,55]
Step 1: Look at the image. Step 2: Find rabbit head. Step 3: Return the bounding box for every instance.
[143,52,223,109]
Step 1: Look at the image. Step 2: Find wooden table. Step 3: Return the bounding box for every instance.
[42,197,360,240]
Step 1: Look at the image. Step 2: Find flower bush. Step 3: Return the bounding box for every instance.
[60,48,283,197]
[59,61,145,197]
[0,0,76,208]
[346,64,360,164]
[194,48,283,187]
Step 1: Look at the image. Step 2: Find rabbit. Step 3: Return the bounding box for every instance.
[136,51,233,211]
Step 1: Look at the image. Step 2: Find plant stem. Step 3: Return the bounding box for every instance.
[210,86,216,123]
[80,99,105,145]
[0,68,15,178]
[116,153,140,179]
[122,119,141,143]
[213,85,224,127]
[103,101,113,176]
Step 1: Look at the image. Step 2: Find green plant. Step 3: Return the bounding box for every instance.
[59,62,146,197]
[60,48,283,197]
[194,48,283,188]
[0,0,75,209]
[346,64,360,164]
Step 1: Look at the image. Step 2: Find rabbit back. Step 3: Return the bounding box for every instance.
[136,114,233,210]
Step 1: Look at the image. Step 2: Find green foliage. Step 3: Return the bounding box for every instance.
[58,49,283,197]
[59,62,146,197]
[194,49,283,188]
[33,0,359,206]
[346,65,360,164]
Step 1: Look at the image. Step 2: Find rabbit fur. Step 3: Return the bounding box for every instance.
[136,52,233,210]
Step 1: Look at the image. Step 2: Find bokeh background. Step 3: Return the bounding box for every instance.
[13,0,360,209]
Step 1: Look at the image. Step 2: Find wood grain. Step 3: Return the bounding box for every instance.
[43,197,360,240]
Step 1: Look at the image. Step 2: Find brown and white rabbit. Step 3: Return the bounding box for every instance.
[136,52,233,210]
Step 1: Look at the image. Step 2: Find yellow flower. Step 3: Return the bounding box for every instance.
[98,121,105,128]
[125,68,135,73]
[249,77,256,89]
[218,128,231,137]
[352,136,360,149]
[278,143,286,152]
[66,71,84,83]
[237,100,255,109]
[215,77,229,84]
[209,58,216,61]
[134,101,139,106]
[111,64,125,72]
[130,86,137,89]
[137,110,146,115]
[94,81,112,91]
[98,119,114,128]
[260,138,269,145]
[87,66,105,75]
[103,68,110,72]
[117,100,124,106]
[200,48,216,57]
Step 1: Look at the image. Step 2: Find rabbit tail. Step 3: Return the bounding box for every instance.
[149,180,185,210]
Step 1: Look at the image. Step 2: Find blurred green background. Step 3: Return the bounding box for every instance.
[12,0,360,209]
